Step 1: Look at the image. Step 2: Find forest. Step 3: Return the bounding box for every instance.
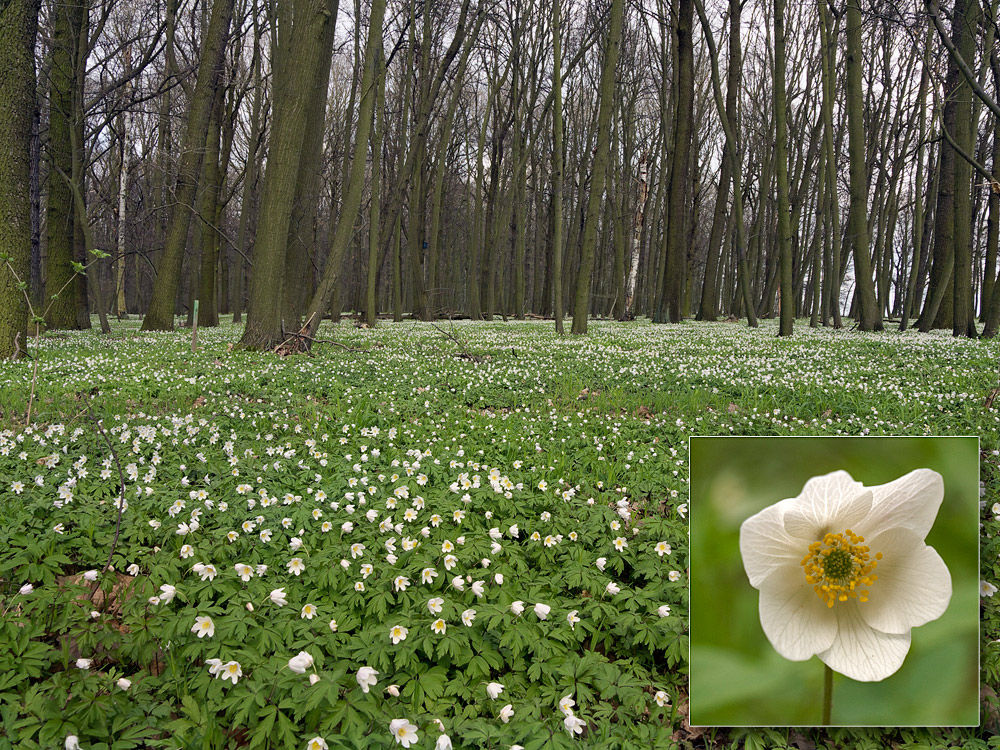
[2,0,1000,353]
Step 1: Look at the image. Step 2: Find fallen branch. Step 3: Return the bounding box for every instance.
[274,314,383,355]
[430,321,487,363]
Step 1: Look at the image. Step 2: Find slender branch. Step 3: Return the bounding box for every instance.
[925,0,1000,120]
[936,125,998,186]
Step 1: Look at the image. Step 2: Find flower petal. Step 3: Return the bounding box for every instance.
[858,469,944,541]
[859,527,951,635]
[757,565,838,661]
[739,497,804,588]
[818,600,911,682]
[781,471,870,540]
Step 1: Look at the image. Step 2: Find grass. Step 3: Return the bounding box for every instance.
[0,316,997,749]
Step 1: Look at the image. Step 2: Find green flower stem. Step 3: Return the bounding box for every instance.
[822,664,833,724]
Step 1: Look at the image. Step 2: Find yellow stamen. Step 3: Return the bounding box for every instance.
[800,529,880,608]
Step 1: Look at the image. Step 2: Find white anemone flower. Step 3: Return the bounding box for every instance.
[357,666,379,693]
[739,469,951,682]
[191,616,215,638]
[559,694,575,715]
[288,651,314,674]
[563,714,586,736]
[485,681,504,700]
[389,719,419,748]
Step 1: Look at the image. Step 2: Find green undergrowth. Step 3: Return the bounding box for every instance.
[0,316,996,749]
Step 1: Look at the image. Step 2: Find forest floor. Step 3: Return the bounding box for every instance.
[0,317,997,749]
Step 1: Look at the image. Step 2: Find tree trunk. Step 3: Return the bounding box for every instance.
[239,0,337,348]
[773,0,794,336]
[142,0,234,331]
[232,2,264,325]
[901,26,933,330]
[282,0,340,330]
[949,0,979,337]
[817,0,843,328]
[552,0,565,332]
[0,0,40,358]
[365,48,386,327]
[623,154,648,319]
[919,1,966,331]
[44,0,87,329]
[844,0,881,330]
[115,108,130,318]
[300,0,387,341]
[657,0,694,325]
[197,84,226,328]
[571,0,625,333]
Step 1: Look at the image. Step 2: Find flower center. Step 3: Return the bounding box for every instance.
[800,529,881,608]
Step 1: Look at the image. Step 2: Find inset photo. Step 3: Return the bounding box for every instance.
[689,436,979,727]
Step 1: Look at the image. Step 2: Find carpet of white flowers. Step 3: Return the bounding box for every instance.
[0,318,998,750]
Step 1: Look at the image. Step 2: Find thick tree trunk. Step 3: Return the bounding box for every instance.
[282,0,340,330]
[142,0,234,332]
[817,1,842,328]
[657,0,694,325]
[300,0,387,341]
[949,0,979,337]
[919,1,967,332]
[773,0,794,336]
[570,0,624,334]
[844,0,881,331]
[0,0,40,358]
[197,85,226,328]
[239,0,338,348]
[44,0,87,330]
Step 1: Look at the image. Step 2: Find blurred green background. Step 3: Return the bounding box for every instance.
[689,436,979,726]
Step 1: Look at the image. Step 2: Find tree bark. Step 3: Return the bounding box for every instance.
[0,0,40,358]
[623,153,648,319]
[300,0,387,341]
[773,0,794,336]
[552,0,565,332]
[656,0,694,325]
[364,48,386,327]
[44,0,88,329]
[949,0,979,337]
[142,0,234,331]
[844,0,881,330]
[571,0,625,333]
[239,0,337,348]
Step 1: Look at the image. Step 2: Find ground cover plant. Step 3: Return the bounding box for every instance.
[0,318,998,749]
